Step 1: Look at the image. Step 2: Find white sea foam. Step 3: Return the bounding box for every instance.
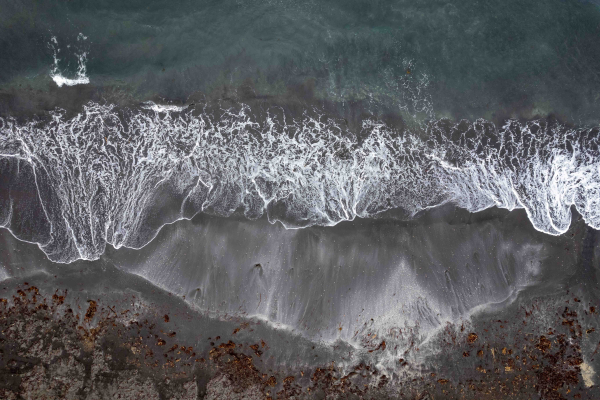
[49,34,90,88]
[50,73,90,88]
[0,102,598,262]
[141,101,188,113]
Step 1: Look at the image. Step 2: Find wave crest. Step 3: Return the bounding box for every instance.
[1,102,598,262]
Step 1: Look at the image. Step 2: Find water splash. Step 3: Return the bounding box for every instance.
[0,102,598,262]
[49,33,90,87]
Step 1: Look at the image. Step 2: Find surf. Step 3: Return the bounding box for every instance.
[0,101,598,262]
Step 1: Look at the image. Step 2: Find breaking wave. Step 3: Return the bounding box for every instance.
[49,34,90,88]
[0,102,598,262]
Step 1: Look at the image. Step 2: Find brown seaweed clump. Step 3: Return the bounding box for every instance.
[0,283,599,399]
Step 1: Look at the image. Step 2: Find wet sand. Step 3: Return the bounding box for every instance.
[1,205,599,398]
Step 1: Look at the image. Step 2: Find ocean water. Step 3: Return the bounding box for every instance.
[1,0,600,396]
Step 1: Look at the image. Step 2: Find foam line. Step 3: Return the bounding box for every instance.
[0,103,598,262]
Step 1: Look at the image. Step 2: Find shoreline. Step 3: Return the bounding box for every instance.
[0,224,598,398]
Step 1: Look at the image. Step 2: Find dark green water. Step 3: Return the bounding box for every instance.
[2,0,600,124]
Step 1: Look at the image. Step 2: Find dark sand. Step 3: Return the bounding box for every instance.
[1,205,599,399]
